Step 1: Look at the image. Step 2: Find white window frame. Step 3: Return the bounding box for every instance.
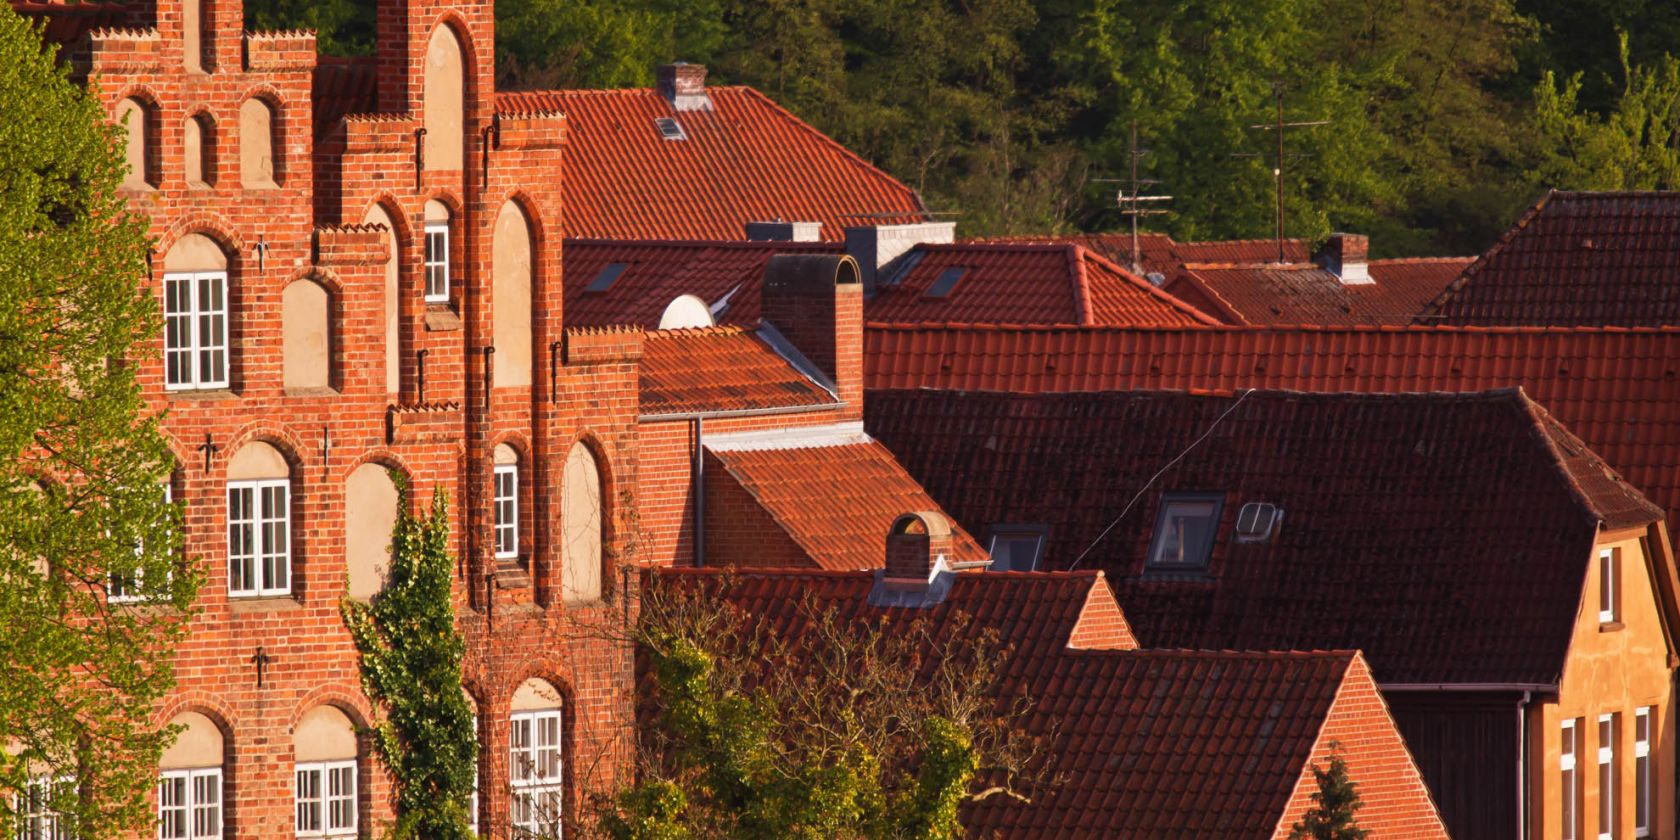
[227,479,290,598]
[14,775,73,840]
[986,526,1046,573]
[163,271,229,391]
[494,464,519,560]
[1636,706,1651,838]
[112,483,173,604]
[1563,719,1578,840]
[1600,548,1619,623]
[294,760,355,839]
[509,709,563,839]
[424,221,450,303]
[1598,713,1616,840]
[158,767,221,840]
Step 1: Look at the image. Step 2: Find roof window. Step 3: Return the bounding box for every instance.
[987,525,1046,572]
[1233,502,1282,543]
[923,267,967,299]
[585,263,628,294]
[655,117,687,141]
[1146,493,1222,571]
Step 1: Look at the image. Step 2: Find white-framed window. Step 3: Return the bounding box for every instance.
[14,775,73,840]
[228,479,290,597]
[986,526,1046,573]
[1146,493,1222,570]
[158,768,221,840]
[494,464,519,560]
[163,271,229,391]
[1636,706,1652,838]
[112,483,173,604]
[1563,719,1578,840]
[294,761,355,839]
[424,221,450,303]
[1600,548,1619,623]
[509,709,562,839]
[1599,713,1617,840]
[469,714,480,837]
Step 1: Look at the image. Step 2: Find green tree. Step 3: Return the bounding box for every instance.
[1526,35,1680,192]
[0,5,198,834]
[244,0,375,55]
[342,487,477,839]
[1289,751,1369,840]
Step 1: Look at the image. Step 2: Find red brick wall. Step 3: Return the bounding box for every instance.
[1065,575,1139,651]
[1274,654,1449,839]
[700,452,814,568]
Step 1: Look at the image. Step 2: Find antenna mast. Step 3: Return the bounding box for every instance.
[1240,82,1327,263]
[1109,120,1172,276]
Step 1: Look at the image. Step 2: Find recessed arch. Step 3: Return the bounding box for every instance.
[161,711,224,770]
[423,24,466,171]
[184,112,216,187]
[561,441,603,604]
[511,677,563,712]
[239,97,279,188]
[282,278,332,391]
[114,97,158,190]
[344,463,400,600]
[162,232,230,273]
[227,440,289,481]
[293,705,357,762]
[493,200,534,387]
[361,203,403,396]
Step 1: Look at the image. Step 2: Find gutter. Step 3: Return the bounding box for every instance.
[640,400,844,422]
[1379,683,1557,693]
[1518,690,1532,840]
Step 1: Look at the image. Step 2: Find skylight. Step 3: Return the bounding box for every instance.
[923,267,967,299]
[654,117,687,141]
[585,263,627,294]
[1146,493,1222,570]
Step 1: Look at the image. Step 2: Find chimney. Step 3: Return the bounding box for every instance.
[657,62,712,112]
[759,254,864,411]
[746,220,824,242]
[1315,232,1372,285]
[844,222,956,294]
[884,512,954,582]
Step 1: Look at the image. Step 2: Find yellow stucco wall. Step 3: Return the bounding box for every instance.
[1531,528,1674,840]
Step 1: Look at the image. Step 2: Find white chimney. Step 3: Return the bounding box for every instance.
[746,220,824,242]
[844,222,956,294]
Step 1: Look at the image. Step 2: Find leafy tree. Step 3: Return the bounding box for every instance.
[1526,35,1680,192]
[1289,751,1369,840]
[343,486,477,839]
[0,5,198,834]
[595,575,1043,840]
[244,0,375,55]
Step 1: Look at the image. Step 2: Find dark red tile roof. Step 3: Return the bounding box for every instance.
[639,326,838,417]
[868,243,1216,327]
[552,87,925,241]
[566,239,840,328]
[989,233,1313,276]
[312,56,378,139]
[1170,258,1469,326]
[1425,191,1680,326]
[865,387,1661,685]
[706,441,990,570]
[13,1,132,50]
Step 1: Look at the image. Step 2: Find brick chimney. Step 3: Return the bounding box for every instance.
[657,62,712,112]
[844,222,956,294]
[1315,232,1372,285]
[759,254,864,413]
[884,512,954,582]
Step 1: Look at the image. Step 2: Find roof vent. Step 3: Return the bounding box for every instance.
[1145,271,1167,287]
[1234,502,1282,543]
[657,294,715,330]
[654,117,687,141]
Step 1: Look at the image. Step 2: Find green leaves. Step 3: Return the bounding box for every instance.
[1289,750,1370,840]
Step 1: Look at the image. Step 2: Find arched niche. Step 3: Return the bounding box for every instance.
[163,232,229,273]
[561,442,603,604]
[161,712,224,770]
[282,279,331,391]
[422,25,466,172]
[239,98,278,188]
[184,113,215,187]
[182,0,207,72]
[361,204,401,396]
[492,201,533,388]
[115,98,157,190]
[227,441,288,481]
[344,464,399,600]
[511,678,562,712]
[294,706,356,762]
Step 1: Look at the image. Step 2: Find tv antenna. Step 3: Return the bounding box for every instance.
[1234,81,1328,263]
[1094,121,1172,275]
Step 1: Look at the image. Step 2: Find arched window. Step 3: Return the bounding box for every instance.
[282,278,332,391]
[239,97,278,188]
[344,464,399,600]
[423,200,451,304]
[226,442,290,598]
[493,200,534,388]
[360,205,401,396]
[561,442,603,604]
[115,97,157,189]
[493,444,520,561]
[184,113,216,187]
[293,706,357,839]
[158,711,224,839]
[463,688,481,836]
[422,26,465,172]
[162,233,229,391]
[509,679,563,837]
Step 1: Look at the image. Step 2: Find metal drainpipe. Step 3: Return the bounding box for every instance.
[693,416,705,568]
[1518,689,1531,840]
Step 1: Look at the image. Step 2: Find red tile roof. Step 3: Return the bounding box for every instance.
[639,326,838,417]
[312,56,378,139]
[566,239,840,329]
[549,87,926,241]
[1425,191,1680,326]
[705,441,989,570]
[865,387,1662,686]
[13,2,132,50]
[990,233,1314,276]
[1170,258,1470,326]
[868,243,1216,327]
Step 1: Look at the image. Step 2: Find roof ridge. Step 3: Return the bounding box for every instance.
[1074,246,1223,326]
[861,321,1680,335]
[645,324,749,339]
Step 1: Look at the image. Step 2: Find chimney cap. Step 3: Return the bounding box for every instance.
[1315,232,1372,285]
[656,62,712,112]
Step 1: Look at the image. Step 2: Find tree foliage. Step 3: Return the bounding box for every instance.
[1289,751,1369,840]
[342,487,477,839]
[594,576,1042,840]
[0,5,198,834]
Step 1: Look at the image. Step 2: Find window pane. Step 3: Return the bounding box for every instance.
[159,775,187,839]
[296,768,320,833]
[228,486,255,594]
[1149,498,1220,568]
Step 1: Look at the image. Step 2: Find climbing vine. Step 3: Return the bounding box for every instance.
[343,483,477,838]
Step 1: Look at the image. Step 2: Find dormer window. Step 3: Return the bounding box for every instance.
[655,117,687,140]
[987,525,1046,572]
[1146,493,1221,570]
